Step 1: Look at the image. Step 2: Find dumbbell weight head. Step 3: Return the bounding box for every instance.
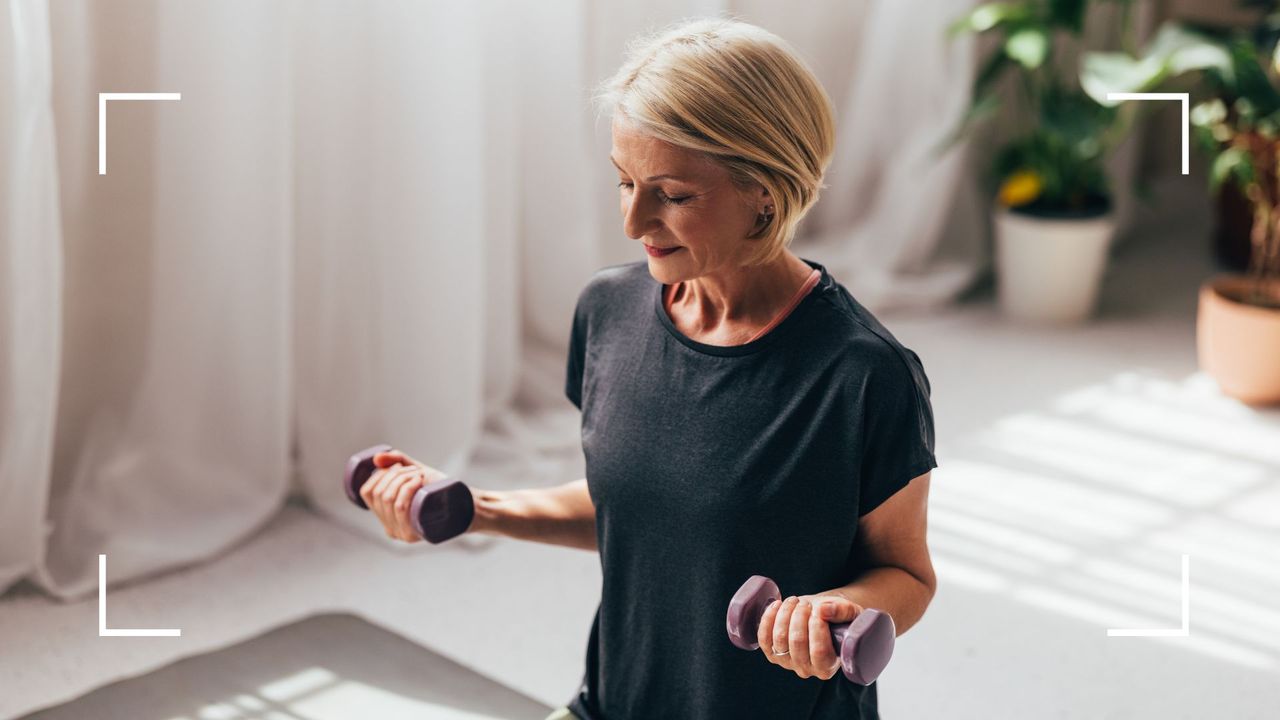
[726,575,780,651]
[726,575,895,685]
[830,604,895,685]
[344,444,392,508]
[343,444,475,544]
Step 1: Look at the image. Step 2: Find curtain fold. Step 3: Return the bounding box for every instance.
[34,0,296,598]
[0,0,981,600]
[0,0,63,594]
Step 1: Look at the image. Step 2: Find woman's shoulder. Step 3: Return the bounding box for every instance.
[809,276,931,395]
[575,261,652,313]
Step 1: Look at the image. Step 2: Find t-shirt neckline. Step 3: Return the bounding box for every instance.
[652,258,829,357]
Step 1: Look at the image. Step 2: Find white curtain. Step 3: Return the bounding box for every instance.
[1,0,63,595]
[0,0,979,600]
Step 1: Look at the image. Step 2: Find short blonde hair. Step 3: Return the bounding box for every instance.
[596,17,836,266]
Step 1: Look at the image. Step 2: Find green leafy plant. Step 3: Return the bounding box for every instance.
[950,0,1135,216]
[1081,1,1280,308]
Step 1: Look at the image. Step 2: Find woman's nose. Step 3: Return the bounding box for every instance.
[622,194,660,240]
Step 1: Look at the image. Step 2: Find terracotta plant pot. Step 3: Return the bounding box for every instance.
[993,206,1116,323]
[1197,276,1280,405]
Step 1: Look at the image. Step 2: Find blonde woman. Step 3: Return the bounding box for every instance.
[364,17,937,720]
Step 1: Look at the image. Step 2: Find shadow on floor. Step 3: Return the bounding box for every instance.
[20,613,552,720]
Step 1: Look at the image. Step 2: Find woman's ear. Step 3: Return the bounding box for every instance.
[756,187,774,226]
[736,180,773,238]
[754,185,772,216]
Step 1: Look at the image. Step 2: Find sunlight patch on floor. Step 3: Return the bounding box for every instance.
[157,667,518,720]
[930,371,1280,673]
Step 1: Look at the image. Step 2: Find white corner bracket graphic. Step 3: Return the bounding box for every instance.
[99,554,181,637]
[1105,92,1189,175]
[1106,554,1190,637]
[98,92,182,175]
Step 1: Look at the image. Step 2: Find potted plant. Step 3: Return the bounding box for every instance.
[1081,5,1280,404]
[951,0,1132,323]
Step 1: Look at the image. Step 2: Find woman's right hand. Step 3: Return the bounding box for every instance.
[360,448,450,543]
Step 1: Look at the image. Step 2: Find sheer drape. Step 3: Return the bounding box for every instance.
[0,0,979,599]
[1,0,63,595]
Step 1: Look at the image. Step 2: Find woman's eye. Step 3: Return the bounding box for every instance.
[616,181,689,206]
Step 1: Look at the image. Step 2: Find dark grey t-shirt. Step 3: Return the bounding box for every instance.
[564,258,936,720]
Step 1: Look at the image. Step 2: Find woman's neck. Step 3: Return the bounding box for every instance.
[668,251,816,339]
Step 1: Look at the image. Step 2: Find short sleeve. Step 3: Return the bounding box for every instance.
[857,347,937,516]
[564,293,588,411]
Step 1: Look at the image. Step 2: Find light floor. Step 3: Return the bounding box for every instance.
[3,183,1278,719]
[20,614,553,720]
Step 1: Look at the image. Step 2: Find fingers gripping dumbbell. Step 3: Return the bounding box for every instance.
[726,575,895,685]
[342,444,475,544]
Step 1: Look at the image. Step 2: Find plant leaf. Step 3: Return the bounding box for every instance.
[948,2,1034,37]
[1041,88,1114,157]
[1189,98,1228,129]
[1006,27,1050,69]
[1209,146,1252,193]
[1228,38,1280,117]
[1080,22,1232,104]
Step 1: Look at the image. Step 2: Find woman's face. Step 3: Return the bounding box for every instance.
[610,116,769,284]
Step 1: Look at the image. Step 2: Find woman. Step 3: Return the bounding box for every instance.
[361,17,937,720]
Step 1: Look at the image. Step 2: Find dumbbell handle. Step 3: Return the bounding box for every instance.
[726,575,895,685]
[343,444,475,544]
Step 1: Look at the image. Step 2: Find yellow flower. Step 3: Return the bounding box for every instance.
[998,170,1043,207]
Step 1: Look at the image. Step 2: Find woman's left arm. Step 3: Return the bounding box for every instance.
[758,470,935,680]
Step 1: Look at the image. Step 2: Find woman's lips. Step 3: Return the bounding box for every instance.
[645,245,681,258]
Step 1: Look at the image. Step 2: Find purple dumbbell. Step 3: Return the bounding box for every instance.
[343,444,475,544]
[726,575,895,685]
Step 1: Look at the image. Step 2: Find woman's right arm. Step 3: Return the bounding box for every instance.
[365,450,597,551]
[469,478,597,551]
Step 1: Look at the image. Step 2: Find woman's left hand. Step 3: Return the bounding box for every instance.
[758,594,864,680]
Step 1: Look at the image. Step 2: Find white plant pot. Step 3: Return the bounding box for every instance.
[993,207,1116,323]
